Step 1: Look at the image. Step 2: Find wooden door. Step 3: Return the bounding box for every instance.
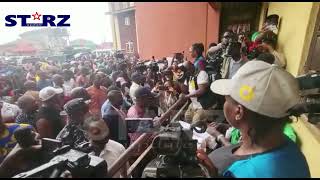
[305,11,320,72]
[219,2,262,41]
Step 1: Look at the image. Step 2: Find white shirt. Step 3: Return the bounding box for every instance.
[185,71,209,109]
[99,140,126,178]
[228,58,246,79]
[63,78,76,97]
[1,102,21,121]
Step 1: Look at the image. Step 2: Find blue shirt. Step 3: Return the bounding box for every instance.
[37,79,52,91]
[223,138,310,178]
[101,100,128,147]
[101,100,112,118]
[0,123,33,162]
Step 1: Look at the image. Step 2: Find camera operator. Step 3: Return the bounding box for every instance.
[56,98,91,151]
[223,42,246,79]
[202,61,310,178]
[207,30,236,56]
[127,89,187,177]
[127,87,160,156]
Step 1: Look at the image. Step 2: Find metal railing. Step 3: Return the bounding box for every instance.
[108,101,189,177]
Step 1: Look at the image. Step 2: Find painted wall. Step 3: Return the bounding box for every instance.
[207,4,220,49]
[261,2,320,177]
[135,2,220,60]
[117,11,138,53]
[267,2,315,76]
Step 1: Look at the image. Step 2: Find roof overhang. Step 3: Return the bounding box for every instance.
[105,6,135,15]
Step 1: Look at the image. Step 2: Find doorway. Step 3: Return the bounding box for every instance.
[219,2,262,41]
[305,10,320,72]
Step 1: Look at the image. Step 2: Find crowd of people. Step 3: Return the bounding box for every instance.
[0,14,311,178]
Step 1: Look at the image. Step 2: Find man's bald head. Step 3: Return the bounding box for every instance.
[107,90,123,107]
[71,87,91,101]
[24,80,37,91]
[17,95,38,113]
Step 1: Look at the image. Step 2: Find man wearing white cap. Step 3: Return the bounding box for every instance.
[87,120,126,178]
[202,61,310,177]
[35,86,65,138]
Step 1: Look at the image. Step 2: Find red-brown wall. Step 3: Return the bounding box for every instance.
[117,11,137,53]
[135,2,220,60]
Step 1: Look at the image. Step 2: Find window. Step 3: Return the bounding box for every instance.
[126,41,134,53]
[124,17,130,26]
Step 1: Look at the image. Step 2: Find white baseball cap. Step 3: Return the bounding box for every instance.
[39,86,63,102]
[210,61,300,118]
[87,120,109,141]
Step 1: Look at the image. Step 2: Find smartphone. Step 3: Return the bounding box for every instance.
[125,118,154,133]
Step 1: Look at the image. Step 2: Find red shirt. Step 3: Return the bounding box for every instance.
[76,75,89,87]
[127,105,155,156]
[86,86,107,116]
[127,104,145,119]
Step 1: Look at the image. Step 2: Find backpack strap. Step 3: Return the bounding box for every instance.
[194,71,213,90]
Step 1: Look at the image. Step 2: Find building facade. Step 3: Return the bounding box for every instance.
[106,2,137,55]
[107,2,221,60]
[0,28,69,56]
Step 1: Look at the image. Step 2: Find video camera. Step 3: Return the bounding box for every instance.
[289,73,320,124]
[13,128,108,178]
[142,122,210,178]
[148,62,160,73]
[134,62,148,74]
